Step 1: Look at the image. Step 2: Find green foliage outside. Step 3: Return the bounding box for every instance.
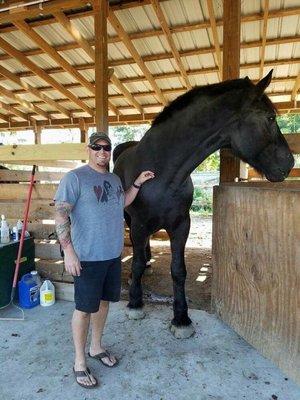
[190,187,213,216]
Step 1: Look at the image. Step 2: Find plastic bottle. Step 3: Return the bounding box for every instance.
[30,270,42,304]
[16,219,23,236]
[40,280,55,307]
[12,226,19,241]
[0,214,10,244]
[18,273,40,308]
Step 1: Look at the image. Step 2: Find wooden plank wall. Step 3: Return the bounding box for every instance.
[212,184,300,384]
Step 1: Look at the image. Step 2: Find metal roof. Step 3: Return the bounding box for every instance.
[0,0,298,129]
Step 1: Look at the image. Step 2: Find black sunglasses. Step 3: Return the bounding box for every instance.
[89,144,112,152]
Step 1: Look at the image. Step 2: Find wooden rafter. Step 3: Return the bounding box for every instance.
[0,107,299,132]
[53,10,118,116]
[0,65,71,117]
[0,0,90,24]
[1,3,299,38]
[150,0,191,90]
[291,74,300,102]
[0,31,300,72]
[10,74,299,97]
[53,10,140,114]
[0,35,94,116]
[108,9,167,106]
[0,100,28,121]
[259,0,269,79]
[206,0,222,80]
[8,88,299,112]
[14,20,95,95]
[0,84,49,119]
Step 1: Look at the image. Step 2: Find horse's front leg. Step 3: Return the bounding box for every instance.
[126,224,148,320]
[167,217,195,339]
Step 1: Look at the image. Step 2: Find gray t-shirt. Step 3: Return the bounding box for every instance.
[54,164,125,261]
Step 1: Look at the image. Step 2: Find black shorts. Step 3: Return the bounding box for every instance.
[73,256,121,313]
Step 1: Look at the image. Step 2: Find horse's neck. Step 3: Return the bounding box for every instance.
[143,103,231,185]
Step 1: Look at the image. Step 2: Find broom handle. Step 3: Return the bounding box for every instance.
[12,165,36,289]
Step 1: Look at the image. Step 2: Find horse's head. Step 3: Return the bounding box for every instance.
[229,70,294,182]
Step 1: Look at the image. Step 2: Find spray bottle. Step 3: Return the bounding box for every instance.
[0,215,10,244]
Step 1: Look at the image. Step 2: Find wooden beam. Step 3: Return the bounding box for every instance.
[259,0,269,79]
[10,73,300,97]
[0,0,90,24]
[0,100,28,121]
[220,0,243,183]
[52,10,119,115]
[94,0,109,132]
[0,29,298,65]
[291,74,300,102]
[0,64,71,117]
[0,143,87,162]
[0,170,64,182]
[206,0,222,80]
[0,36,94,116]
[1,3,299,42]
[108,8,168,106]
[0,84,49,119]
[150,0,192,90]
[14,20,95,95]
[0,183,57,201]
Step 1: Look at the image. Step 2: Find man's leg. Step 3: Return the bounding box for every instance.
[72,309,97,386]
[89,301,117,366]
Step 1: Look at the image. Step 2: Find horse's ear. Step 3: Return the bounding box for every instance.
[256,70,273,94]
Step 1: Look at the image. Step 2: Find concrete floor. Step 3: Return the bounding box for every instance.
[0,300,299,400]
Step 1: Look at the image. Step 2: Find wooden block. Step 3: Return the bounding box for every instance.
[35,259,64,281]
[0,170,64,182]
[0,183,57,200]
[212,184,300,384]
[0,200,54,220]
[0,143,87,162]
[35,240,62,259]
[54,282,74,302]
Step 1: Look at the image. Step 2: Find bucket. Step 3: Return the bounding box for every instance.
[40,280,55,307]
[18,273,40,309]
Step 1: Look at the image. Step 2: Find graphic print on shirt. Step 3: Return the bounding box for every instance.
[93,185,102,202]
[93,180,124,204]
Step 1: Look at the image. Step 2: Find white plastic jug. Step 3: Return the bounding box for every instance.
[40,280,55,307]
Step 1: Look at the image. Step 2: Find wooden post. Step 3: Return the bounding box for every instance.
[79,118,87,163]
[34,125,42,145]
[94,0,108,133]
[220,0,247,182]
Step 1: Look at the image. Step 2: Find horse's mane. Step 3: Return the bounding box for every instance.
[152,77,276,127]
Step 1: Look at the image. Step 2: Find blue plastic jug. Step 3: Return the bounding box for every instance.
[18,273,40,308]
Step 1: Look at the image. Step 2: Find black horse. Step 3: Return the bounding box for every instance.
[113,71,294,338]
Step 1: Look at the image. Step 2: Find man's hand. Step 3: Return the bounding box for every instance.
[134,170,155,186]
[64,248,82,276]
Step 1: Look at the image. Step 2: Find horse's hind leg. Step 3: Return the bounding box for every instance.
[167,216,195,339]
[126,224,149,320]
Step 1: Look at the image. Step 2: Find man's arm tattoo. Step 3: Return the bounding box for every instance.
[54,202,72,250]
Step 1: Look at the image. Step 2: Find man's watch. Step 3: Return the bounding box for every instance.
[133,182,141,189]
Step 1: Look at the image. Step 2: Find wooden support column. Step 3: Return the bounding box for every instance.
[34,125,42,145]
[94,0,108,133]
[220,0,246,182]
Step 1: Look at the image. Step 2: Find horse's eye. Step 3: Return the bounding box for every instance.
[268,116,275,122]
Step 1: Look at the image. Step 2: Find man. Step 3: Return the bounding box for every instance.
[54,132,154,389]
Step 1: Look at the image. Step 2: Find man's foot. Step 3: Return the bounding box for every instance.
[88,350,119,367]
[73,367,98,389]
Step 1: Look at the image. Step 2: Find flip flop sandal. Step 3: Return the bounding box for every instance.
[73,367,98,389]
[88,351,119,367]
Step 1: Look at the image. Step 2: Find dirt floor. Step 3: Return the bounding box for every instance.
[120,216,213,312]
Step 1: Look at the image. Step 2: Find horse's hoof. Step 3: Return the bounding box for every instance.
[126,307,146,320]
[144,266,153,276]
[170,323,195,339]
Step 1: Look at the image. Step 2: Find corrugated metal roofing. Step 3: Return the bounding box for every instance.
[0,0,298,128]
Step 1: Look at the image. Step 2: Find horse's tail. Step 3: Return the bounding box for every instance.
[113,140,138,164]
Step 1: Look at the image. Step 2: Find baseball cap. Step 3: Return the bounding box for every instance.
[89,132,111,146]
